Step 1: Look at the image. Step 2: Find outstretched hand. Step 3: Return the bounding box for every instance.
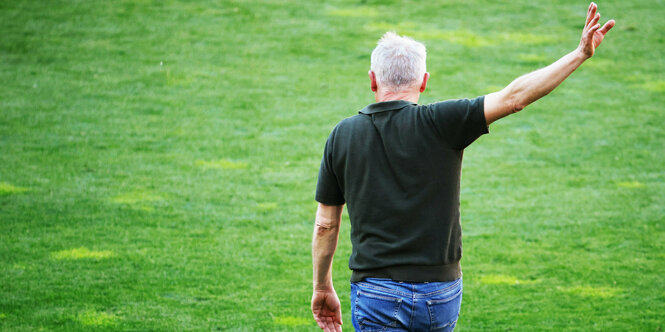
[311,288,343,332]
[579,2,615,58]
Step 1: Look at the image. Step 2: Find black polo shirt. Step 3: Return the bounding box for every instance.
[315,96,488,282]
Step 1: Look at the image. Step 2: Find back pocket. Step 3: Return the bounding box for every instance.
[426,288,462,331]
[354,290,403,332]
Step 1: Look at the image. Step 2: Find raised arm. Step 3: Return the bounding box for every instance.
[484,2,615,125]
[311,203,344,332]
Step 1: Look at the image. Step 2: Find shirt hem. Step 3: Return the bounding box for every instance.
[350,261,461,283]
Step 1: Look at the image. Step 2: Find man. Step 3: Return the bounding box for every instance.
[311,3,615,331]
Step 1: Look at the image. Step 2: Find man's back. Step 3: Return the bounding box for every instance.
[316,97,487,282]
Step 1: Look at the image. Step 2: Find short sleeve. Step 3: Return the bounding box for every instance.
[427,96,489,150]
[315,128,345,205]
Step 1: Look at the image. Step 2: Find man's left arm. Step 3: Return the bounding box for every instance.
[484,2,615,125]
[311,203,344,332]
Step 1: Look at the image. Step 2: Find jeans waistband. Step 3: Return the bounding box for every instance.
[351,261,461,283]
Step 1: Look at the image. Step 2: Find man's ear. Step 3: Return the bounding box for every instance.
[368,70,378,92]
[419,72,430,93]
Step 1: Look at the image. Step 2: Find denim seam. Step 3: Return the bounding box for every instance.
[355,283,412,297]
[408,283,416,331]
[354,290,360,324]
[417,278,462,298]
[426,288,462,305]
[392,298,403,328]
[357,290,402,302]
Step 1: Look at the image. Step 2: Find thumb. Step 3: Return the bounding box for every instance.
[598,19,615,35]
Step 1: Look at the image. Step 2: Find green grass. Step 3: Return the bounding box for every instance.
[1,0,664,330]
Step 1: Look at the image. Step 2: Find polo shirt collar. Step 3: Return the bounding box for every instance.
[359,100,416,114]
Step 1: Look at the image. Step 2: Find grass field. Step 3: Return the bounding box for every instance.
[1,0,664,330]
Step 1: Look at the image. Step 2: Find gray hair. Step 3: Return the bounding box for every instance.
[370,32,427,92]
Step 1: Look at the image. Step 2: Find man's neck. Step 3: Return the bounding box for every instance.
[375,89,420,104]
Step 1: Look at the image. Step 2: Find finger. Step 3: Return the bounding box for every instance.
[325,316,335,332]
[315,315,328,330]
[588,23,601,37]
[335,322,342,332]
[589,12,600,28]
[598,19,616,35]
[587,24,600,43]
[316,314,332,331]
[328,319,338,332]
[586,2,597,26]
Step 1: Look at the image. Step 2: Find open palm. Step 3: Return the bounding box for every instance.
[579,2,616,58]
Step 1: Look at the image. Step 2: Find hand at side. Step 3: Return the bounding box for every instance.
[311,288,342,332]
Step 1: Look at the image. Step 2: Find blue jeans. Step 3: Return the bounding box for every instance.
[350,277,462,332]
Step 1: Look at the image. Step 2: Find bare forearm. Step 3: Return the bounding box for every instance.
[484,48,588,124]
[312,226,339,290]
[312,203,343,290]
[507,49,587,109]
[483,3,614,124]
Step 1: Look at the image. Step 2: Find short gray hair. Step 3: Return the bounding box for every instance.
[370,32,427,92]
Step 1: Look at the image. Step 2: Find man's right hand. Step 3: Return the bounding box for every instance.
[311,288,343,332]
[578,2,616,59]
